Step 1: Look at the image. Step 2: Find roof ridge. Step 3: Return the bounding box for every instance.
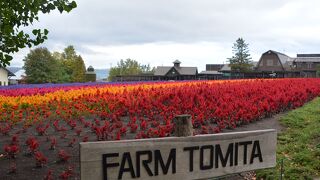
[269,50,291,57]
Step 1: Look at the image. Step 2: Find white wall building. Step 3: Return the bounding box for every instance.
[0,67,15,86]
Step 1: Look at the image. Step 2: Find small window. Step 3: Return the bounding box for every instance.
[307,63,313,69]
[3,82,6,86]
[266,59,273,66]
[0,81,2,86]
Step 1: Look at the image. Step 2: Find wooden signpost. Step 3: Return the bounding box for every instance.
[80,128,277,180]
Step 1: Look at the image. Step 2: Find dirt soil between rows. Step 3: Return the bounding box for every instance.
[0,113,286,180]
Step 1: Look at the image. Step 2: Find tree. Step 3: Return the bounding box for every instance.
[140,64,155,74]
[52,52,70,82]
[108,59,154,81]
[72,55,86,82]
[227,38,253,72]
[60,45,86,82]
[23,47,66,83]
[0,0,77,67]
[23,45,86,84]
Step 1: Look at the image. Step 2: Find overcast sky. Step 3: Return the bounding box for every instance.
[11,0,320,71]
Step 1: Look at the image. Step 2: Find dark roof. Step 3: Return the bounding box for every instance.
[176,67,197,75]
[87,65,95,72]
[154,66,171,76]
[297,54,320,57]
[267,50,293,65]
[259,50,293,70]
[173,60,181,64]
[267,51,320,63]
[206,64,224,71]
[154,66,197,76]
[267,50,286,56]
[258,50,320,71]
[199,71,222,75]
[10,69,25,80]
[266,50,320,68]
[294,57,320,62]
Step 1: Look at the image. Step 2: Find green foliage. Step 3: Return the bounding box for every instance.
[140,64,155,74]
[108,59,155,81]
[23,47,67,83]
[256,98,320,179]
[0,0,77,67]
[72,56,86,82]
[227,38,253,72]
[23,45,86,83]
[60,46,86,82]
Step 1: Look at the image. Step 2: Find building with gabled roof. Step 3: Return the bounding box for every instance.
[256,50,294,73]
[112,60,197,82]
[256,50,296,77]
[256,50,320,77]
[154,60,198,80]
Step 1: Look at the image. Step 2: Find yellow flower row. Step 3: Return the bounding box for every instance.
[0,80,261,107]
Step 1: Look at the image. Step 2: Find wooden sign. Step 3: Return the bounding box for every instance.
[80,129,276,180]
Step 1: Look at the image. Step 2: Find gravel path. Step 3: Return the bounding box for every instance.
[223,112,286,134]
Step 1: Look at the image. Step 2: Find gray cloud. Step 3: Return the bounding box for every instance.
[33,0,293,44]
[11,0,320,68]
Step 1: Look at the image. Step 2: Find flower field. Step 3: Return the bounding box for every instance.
[1,78,320,179]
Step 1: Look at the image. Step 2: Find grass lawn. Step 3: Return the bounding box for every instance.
[257,97,320,180]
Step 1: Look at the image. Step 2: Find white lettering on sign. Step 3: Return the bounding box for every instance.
[80,129,276,180]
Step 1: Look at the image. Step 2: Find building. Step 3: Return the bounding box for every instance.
[202,61,258,79]
[112,50,319,82]
[205,64,224,71]
[256,50,294,77]
[0,67,15,86]
[85,66,97,82]
[293,54,320,77]
[256,50,320,78]
[198,70,223,80]
[154,60,198,80]
[8,69,26,85]
[198,64,223,80]
[113,74,155,82]
[112,60,198,82]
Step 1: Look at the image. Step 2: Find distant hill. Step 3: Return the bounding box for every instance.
[7,67,109,81]
[7,67,22,74]
[95,69,109,80]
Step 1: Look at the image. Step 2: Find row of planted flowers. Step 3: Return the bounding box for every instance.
[1,78,320,179]
[1,79,320,135]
